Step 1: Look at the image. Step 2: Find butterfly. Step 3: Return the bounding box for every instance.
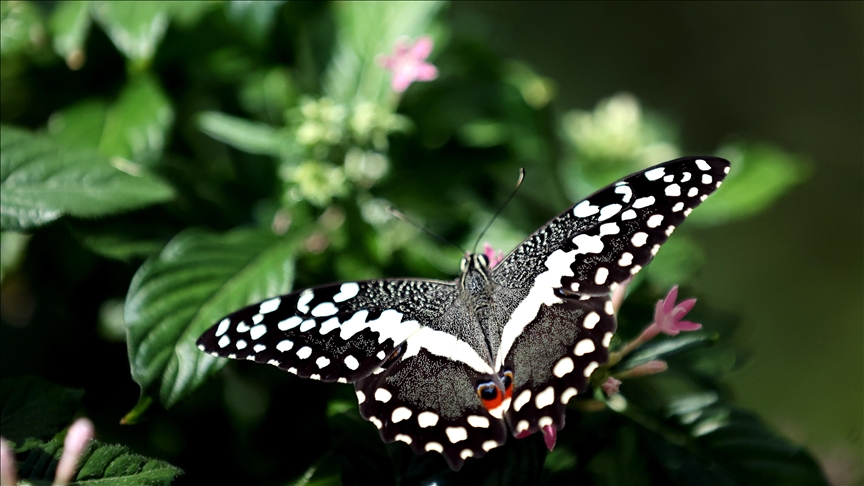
[197,156,730,470]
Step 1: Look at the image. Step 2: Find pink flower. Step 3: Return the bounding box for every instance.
[378,36,438,93]
[602,377,622,396]
[640,286,701,341]
[482,243,504,268]
[54,418,94,485]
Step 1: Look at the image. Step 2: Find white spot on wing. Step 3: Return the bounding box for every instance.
[318,317,340,335]
[276,340,293,352]
[296,346,312,359]
[312,302,338,317]
[514,389,532,412]
[215,319,230,337]
[688,187,699,197]
[344,355,359,370]
[369,417,382,429]
[572,234,604,255]
[355,390,365,404]
[395,434,412,444]
[259,297,281,314]
[665,184,681,197]
[278,316,302,331]
[574,339,596,356]
[460,449,474,459]
[446,426,468,443]
[583,311,600,329]
[614,184,633,203]
[553,356,575,377]
[391,407,412,423]
[584,361,600,377]
[573,200,600,218]
[482,440,499,451]
[418,411,439,428]
[425,442,443,452]
[296,290,314,313]
[603,332,613,347]
[236,339,247,350]
[681,172,692,182]
[673,202,685,212]
[594,267,609,285]
[599,204,622,221]
[560,387,578,404]
[252,314,264,324]
[645,167,665,181]
[632,196,655,209]
[467,415,490,428]
[621,209,637,220]
[630,264,642,275]
[535,386,555,409]
[646,214,664,228]
[316,356,330,368]
[695,159,711,171]
[374,388,392,403]
[253,344,266,353]
[236,322,250,333]
[618,252,633,267]
[605,300,614,315]
[631,232,648,247]
[250,324,267,340]
[218,335,230,348]
[538,416,554,427]
[516,420,529,433]
[333,282,359,302]
[702,174,713,184]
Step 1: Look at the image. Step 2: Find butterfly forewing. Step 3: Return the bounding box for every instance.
[197,279,456,383]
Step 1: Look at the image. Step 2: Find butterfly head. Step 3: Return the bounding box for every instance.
[459,253,492,295]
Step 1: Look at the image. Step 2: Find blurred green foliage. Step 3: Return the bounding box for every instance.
[0,2,826,484]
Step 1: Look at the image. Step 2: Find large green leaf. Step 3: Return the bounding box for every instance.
[91,1,169,63]
[125,228,302,408]
[0,126,174,231]
[98,74,174,165]
[16,438,182,485]
[0,377,83,451]
[49,1,92,68]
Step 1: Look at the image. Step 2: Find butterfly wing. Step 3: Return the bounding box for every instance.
[492,156,730,436]
[197,278,506,470]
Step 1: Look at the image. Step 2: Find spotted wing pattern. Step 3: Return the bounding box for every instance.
[492,156,731,437]
[198,156,731,471]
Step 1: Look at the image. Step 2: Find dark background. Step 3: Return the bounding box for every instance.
[451,1,863,479]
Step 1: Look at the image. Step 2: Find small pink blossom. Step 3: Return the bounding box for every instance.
[640,286,701,341]
[482,243,504,268]
[602,377,622,396]
[54,418,94,485]
[378,36,438,93]
[618,360,668,379]
[1,437,17,486]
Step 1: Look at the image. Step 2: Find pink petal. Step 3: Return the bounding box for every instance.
[414,63,438,81]
[409,36,434,60]
[391,72,414,93]
[603,377,622,396]
[663,286,679,314]
[674,320,701,332]
[542,425,557,451]
[0,437,17,486]
[515,429,532,439]
[675,298,697,314]
[55,418,94,486]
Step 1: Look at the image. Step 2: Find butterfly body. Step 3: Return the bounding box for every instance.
[197,156,730,470]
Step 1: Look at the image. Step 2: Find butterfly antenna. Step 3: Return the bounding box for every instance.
[386,206,467,254]
[472,168,525,254]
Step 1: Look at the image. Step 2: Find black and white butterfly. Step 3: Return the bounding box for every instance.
[197,156,730,470]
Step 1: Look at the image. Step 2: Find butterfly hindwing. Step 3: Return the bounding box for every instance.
[355,350,507,470]
[503,295,614,437]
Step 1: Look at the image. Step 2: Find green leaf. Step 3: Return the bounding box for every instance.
[0,1,43,58]
[0,377,83,451]
[224,1,285,46]
[0,126,174,231]
[47,98,108,151]
[16,438,183,485]
[99,74,174,165]
[91,1,169,63]
[642,235,704,290]
[125,227,302,408]
[689,142,810,226]
[67,217,172,262]
[49,0,92,69]
[618,333,718,370]
[0,231,30,284]
[324,2,445,105]
[197,111,287,156]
